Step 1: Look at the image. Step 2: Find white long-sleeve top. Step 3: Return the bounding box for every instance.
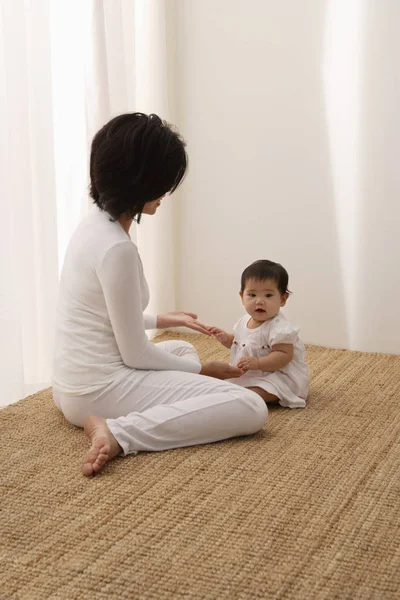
[53,205,201,395]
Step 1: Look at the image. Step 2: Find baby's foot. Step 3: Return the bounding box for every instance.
[82,416,121,476]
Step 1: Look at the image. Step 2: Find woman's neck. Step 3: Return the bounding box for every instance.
[119,214,133,237]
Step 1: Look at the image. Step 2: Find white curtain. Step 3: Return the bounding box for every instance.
[0,0,172,406]
[134,0,178,319]
[0,0,59,406]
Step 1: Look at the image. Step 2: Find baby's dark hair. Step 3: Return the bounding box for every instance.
[240,260,291,296]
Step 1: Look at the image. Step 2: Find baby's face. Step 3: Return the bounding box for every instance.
[240,278,287,323]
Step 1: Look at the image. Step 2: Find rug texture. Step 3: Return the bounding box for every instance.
[1,333,399,600]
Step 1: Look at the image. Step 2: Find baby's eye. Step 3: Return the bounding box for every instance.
[248,293,256,297]
[266,294,273,298]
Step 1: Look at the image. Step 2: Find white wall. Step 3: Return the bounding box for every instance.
[169,0,400,353]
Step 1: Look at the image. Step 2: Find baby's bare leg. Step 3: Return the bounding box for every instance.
[247,387,280,404]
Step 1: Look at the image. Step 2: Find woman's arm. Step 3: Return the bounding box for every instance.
[97,241,201,373]
[156,312,211,335]
[143,314,157,330]
[143,312,211,335]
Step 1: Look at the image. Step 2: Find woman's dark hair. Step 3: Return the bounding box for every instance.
[240,260,291,296]
[89,112,187,222]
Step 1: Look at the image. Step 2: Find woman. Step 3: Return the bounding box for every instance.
[52,113,268,476]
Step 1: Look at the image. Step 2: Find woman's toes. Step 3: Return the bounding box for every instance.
[82,462,94,476]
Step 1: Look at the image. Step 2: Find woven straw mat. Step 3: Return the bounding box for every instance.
[1,332,399,600]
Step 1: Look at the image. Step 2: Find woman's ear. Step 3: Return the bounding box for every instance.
[280,293,289,307]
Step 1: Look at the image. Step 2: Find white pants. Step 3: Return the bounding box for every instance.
[53,340,268,455]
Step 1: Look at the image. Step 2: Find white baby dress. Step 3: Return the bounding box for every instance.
[227,311,309,408]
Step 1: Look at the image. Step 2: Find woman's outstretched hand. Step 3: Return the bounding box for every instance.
[200,361,243,380]
[157,311,212,335]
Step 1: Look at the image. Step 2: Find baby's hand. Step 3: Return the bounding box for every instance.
[237,357,258,372]
[209,327,230,344]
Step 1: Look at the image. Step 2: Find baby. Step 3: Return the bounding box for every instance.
[210,260,309,408]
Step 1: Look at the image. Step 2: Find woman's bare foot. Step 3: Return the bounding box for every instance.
[82,416,122,476]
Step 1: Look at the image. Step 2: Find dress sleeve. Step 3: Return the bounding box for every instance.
[97,241,200,372]
[232,318,242,339]
[269,321,300,346]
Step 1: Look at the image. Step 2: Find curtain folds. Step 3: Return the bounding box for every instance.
[0,0,171,406]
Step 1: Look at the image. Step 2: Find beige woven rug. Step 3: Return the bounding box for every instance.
[1,333,399,600]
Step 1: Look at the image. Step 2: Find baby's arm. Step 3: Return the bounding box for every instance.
[237,343,294,372]
[209,327,234,349]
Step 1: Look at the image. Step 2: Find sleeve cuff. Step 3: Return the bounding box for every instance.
[143,314,158,330]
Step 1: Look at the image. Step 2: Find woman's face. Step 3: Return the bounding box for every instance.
[142,195,166,215]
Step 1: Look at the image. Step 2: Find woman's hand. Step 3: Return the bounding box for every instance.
[200,361,243,380]
[157,311,211,335]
